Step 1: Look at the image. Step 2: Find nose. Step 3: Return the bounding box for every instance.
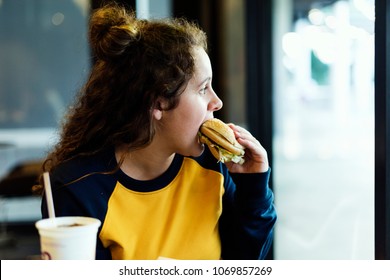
[209,91,223,112]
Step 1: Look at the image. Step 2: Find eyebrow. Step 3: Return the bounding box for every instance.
[198,77,211,87]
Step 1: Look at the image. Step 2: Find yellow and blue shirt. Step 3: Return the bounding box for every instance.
[42,147,276,260]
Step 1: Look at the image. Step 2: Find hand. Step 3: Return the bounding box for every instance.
[225,124,269,173]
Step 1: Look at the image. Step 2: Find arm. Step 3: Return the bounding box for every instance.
[219,168,276,259]
[220,124,276,259]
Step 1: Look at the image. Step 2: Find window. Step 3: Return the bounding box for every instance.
[0,0,90,129]
[0,0,90,221]
[273,0,375,259]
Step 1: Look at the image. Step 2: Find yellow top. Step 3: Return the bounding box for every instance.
[99,157,224,260]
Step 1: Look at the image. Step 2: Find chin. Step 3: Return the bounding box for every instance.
[182,143,205,158]
[194,144,206,157]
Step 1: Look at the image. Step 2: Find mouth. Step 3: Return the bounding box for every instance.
[197,131,201,142]
[196,131,205,150]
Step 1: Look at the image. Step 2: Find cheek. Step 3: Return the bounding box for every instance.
[169,94,208,135]
[177,97,204,118]
[171,111,203,143]
[182,106,206,131]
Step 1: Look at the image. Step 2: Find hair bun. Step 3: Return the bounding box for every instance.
[89,5,139,61]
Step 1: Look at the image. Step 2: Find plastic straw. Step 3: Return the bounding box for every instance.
[43,172,56,219]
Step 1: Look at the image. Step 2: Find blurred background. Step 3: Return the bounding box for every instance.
[0,0,382,259]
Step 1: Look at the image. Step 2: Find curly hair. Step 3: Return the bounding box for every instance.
[42,4,207,173]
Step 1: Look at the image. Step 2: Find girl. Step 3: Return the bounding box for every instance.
[40,4,276,260]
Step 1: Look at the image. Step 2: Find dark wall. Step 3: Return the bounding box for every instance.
[173,0,225,120]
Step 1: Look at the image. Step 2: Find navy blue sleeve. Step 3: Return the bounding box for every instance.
[40,155,116,260]
[219,168,277,260]
[41,183,112,260]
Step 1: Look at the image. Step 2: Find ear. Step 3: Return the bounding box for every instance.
[152,107,163,120]
[152,99,166,121]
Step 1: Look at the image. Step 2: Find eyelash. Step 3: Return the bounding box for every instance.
[200,86,208,95]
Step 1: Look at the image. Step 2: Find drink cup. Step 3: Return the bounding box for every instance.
[35,216,101,260]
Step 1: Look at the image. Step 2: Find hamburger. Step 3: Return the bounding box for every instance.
[198,118,245,164]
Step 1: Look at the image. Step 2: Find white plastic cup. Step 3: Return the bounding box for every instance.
[35,216,101,260]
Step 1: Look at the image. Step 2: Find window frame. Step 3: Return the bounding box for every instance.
[374,0,390,260]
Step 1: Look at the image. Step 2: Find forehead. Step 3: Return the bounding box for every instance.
[192,47,212,81]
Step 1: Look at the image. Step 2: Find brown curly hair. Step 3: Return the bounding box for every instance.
[42,4,207,174]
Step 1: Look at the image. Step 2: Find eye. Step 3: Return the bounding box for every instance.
[200,85,208,95]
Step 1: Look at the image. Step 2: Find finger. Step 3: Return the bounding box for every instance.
[235,131,258,146]
[228,124,253,139]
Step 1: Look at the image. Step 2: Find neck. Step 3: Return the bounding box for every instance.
[115,144,175,181]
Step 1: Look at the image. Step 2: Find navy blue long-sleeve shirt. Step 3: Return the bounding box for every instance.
[42,147,276,260]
